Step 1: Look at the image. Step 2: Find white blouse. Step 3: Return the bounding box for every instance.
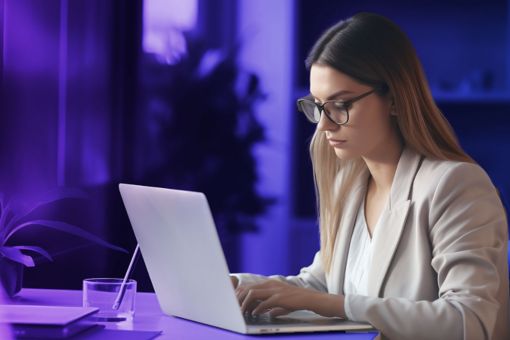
[343,196,381,296]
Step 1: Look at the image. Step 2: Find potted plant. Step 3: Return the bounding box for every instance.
[139,34,274,271]
[0,190,126,298]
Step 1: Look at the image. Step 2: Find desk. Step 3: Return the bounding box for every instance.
[9,289,377,339]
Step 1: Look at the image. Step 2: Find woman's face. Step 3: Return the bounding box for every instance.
[310,64,398,161]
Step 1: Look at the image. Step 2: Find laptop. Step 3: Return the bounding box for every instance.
[118,183,374,334]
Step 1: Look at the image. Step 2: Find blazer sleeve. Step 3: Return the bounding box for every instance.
[344,162,508,340]
[232,251,328,292]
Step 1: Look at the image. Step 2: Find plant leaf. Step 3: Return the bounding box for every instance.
[13,245,53,262]
[3,188,88,238]
[0,201,14,245]
[5,220,127,253]
[0,246,35,267]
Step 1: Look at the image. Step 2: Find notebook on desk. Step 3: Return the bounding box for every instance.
[119,183,374,335]
[0,305,99,338]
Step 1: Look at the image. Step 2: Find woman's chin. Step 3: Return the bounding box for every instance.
[333,148,357,161]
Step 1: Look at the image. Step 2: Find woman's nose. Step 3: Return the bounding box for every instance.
[317,111,339,132]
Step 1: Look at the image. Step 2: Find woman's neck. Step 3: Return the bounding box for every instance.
[362,140,403,193]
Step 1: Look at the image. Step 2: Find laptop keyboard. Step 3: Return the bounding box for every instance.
[244,311,356,328]
[244,313,308,325]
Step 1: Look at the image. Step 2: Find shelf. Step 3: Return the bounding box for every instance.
[432,90,510,103]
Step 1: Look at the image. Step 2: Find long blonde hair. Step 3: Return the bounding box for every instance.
[306,13,474,272]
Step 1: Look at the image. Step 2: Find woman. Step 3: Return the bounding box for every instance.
[231,12,509,340]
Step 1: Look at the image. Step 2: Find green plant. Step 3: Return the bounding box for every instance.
[0,190,125,297]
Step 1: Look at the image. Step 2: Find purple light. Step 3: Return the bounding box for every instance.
[143,0,197,63]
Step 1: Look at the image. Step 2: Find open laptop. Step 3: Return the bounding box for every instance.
[119,183,374,334]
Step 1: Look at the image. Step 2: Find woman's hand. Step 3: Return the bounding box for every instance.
[235,279,345,318]
[230,276,239,289]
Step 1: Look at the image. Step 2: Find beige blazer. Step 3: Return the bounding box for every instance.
[235,147,510,340]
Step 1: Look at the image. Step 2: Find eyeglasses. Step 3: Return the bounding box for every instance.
[296,88,378,125]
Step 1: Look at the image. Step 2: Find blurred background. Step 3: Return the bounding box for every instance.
[0,0,509,292]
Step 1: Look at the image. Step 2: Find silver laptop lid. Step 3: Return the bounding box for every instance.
[119,184,246,333]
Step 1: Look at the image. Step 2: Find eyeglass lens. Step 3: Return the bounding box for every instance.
[299,100,348,124]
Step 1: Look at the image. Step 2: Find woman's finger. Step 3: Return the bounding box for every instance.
[240,288,257,314]
[236,280,283,303]
[241,289,266,314]
[230,276,239,289]
[251,294,280,315]
[268,307,290,318]
[235,286,246,304]
[241,288,276,314]
[236,285,255,306]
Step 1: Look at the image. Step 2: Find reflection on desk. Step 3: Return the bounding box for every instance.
[7,289,377,339]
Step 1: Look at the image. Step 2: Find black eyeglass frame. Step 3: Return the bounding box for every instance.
[296,88,379,125]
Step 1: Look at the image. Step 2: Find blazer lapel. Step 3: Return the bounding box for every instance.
[328,167,369,294]
[366,147,423,297]
[366,200,411,296]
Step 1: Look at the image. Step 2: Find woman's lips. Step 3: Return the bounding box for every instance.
[328,139,347,147]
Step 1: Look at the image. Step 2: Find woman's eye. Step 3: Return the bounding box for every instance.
[332,102,347,110]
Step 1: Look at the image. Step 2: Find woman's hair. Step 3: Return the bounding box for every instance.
[306,12,474,272]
